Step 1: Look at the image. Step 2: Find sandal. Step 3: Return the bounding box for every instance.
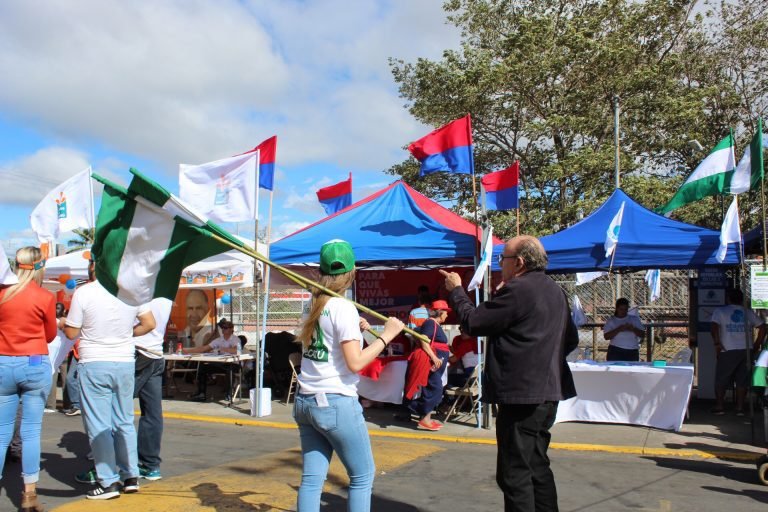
[417,419,442,431]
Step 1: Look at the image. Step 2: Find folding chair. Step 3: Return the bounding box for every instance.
[442,365,481,425]
[167,360,200,395]
[285,352,301,404]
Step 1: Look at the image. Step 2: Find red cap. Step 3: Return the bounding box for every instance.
[431,300,452,312]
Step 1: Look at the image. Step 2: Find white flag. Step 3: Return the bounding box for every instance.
[571,294,588,327]
[576,271,607,286]
[716,196,741,263]
[0,244,18,285]
[179,151,259,223]
[604,201,625,258]
[645,269,660,302]
[468,227,493,292]
[30,167,93,244]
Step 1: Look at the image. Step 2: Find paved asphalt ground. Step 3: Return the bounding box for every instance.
[2,394,768,511]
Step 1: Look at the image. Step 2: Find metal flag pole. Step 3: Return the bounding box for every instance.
[612,95,622,297]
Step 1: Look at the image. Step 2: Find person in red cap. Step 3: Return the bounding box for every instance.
[403,300,452,431]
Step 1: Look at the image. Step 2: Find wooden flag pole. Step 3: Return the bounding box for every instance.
[209,233,431,344]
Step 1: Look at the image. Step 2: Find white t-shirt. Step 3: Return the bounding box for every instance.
[298,297,362,396]
[603,314,645,350]
[209,334,239,351]
[134,298,173,359]
[711,305,764,351]
[65,281,151,363]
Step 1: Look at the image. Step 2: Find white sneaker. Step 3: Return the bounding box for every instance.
[43,408,56,414]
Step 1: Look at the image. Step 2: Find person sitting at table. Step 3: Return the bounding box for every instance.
[448,327,479,387]
[602,298,645,362]
[185,319,239,401]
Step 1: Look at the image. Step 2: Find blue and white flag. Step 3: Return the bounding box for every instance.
[576,271,607,286]
[645,269,660,302]
[468,226,493,292]
[571,294,588,327]
[716,196,740,263]
[604,201,626,258]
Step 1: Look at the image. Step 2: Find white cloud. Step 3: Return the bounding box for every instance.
[0,147,92,204]
[272,220,311,241]
[0,0,460,176]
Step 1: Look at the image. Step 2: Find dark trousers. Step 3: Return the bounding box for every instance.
[196,363,232,395]
[134,355,165,470]
[408,350,450,417]
[496,402,559,512]
[606,345,639,362]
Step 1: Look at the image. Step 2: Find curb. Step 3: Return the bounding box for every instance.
[159,411,762,462]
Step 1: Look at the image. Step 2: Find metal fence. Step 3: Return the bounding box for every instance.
[223,270,698,363]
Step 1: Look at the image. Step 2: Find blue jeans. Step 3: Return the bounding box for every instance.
[0,355,51,484]
[66,358,81,409]
[293,393,375,512]
[78,361,138,486]
[134,355,165,470]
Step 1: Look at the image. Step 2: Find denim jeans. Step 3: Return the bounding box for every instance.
[78,361,138,486]
[66,358,81,409]
[293,393,375,512]
[0,355,51,484]
[134,355,165,470]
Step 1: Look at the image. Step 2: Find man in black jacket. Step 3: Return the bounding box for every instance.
[441,235,577,512]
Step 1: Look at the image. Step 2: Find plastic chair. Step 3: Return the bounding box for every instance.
[670,348,692,364]
[442,365,481,425]
[285,352,302,404]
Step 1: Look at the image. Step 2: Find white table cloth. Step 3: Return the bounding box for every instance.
[357,361,408,404]
[555,361,694,431]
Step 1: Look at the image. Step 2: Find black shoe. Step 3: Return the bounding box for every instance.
[5,450,21,463]
[63,407,82,416]
[86,482,121,500]
[123,477,140,493]
[190,392,206,402]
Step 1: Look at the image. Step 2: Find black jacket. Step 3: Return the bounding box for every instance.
[448,271,578,404]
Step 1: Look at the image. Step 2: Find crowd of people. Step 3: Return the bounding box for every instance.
[2,233,764,512]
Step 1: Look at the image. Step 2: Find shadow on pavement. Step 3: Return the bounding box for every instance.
[644,455,763,487]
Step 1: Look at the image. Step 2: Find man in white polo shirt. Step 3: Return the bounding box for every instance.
[64,258,155,500]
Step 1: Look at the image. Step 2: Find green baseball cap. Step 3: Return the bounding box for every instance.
[319,239,355,275]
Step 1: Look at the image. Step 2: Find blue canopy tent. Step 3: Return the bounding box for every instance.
[272,180,499,268]
[491,189,740,273]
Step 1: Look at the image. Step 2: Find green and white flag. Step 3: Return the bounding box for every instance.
[657,134,736,214]
[731,119,764,194]
[753,349,768,387]
[91,168,248,306]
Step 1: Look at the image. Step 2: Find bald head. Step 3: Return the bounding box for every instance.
[505,235,548,273]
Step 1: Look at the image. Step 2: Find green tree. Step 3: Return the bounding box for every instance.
[66,228,94,253]
[388,0,767,238]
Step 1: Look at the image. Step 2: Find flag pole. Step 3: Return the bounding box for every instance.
[209,233,431,343]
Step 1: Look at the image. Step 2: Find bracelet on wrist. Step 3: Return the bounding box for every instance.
[376,336,388,347]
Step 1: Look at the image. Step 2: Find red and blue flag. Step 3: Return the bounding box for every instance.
[481,162,519,211]
[238,136,277,190]
[408,115,474,176]
[316,173,352,215]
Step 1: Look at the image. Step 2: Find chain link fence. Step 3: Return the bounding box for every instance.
[554,270,694,362]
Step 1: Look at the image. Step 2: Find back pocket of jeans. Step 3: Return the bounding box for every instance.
[23,365,48,389]
[311,405,338,433]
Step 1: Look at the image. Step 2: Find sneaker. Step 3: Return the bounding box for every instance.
[122,477,140,493]
[43,408,56,414]
[139,466,162,481]
[76,468,98,484]
[63,407,82,416]
[190,392,206,401]
[735,410,746,417]
[710,408,725,416]
[86,451,94,461]
[86,482,121,500]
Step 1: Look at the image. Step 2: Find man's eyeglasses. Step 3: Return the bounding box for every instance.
[497,253,517,265]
